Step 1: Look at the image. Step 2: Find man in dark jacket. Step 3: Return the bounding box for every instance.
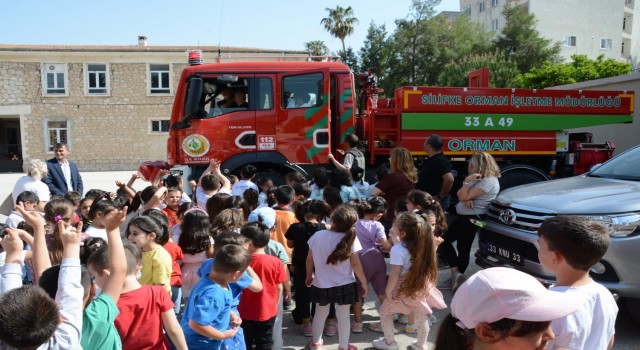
[43,142,83,196]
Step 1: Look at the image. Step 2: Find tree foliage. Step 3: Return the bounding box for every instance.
[321,6,359,52]
[304,40,329,61]
[359,21,389,79]
[518,54,632,88]
[338,47,360,73]
[494,4,561,73]
[438,51,519,88]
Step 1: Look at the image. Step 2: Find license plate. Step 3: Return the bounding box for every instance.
[486,243,524,266]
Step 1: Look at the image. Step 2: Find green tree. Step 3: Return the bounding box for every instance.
[495,3,561,73]
[359,21,389,78]
[438,51,520,87]
[321,6,359,52]
[304,40,329,61]
[338,47,360,73]
[518,54,631,88]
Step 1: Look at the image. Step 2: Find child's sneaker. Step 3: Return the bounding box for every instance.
[324,321,337,337]
[307,340,323,350]
[338,344,358,350]
[404,323,417,334]
[397,314,409,325]
[368,321,384,333]
[410,340,426,350]
[299,323,313,337]
[351,322,363,333]
[372,337,399,350]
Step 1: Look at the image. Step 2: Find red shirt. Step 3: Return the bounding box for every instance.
[162,207,180,228]
[163,241,183,287]
[115,285,173,350]
[238,253,288,321]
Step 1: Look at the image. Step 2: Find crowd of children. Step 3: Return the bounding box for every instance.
[0,153,619,350]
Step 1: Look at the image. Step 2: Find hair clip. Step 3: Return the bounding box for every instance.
[54,215,62,222]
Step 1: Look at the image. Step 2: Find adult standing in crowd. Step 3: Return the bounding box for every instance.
[439,151,501,290]
[43,142,83,196]
[328,133,366,173]
[12,158,50,211]
[416,134,454,211]
[370,147,417,228]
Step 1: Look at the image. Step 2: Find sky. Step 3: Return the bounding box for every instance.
[1,0,459,52]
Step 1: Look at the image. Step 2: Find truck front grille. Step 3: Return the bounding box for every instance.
[487,203,556,232]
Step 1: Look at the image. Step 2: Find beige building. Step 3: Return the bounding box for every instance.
[0,41,306,172]
[460,0,640,69]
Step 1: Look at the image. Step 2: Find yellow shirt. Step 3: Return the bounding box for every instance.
[139,246,173,295]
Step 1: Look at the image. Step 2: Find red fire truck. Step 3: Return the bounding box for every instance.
[150,59,634,191]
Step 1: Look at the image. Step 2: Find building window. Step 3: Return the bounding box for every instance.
[462,4,471,15]
[564,36,577,47]
[86,64,109,95]
[492,19,499,31]
[479,2,485,12]
[150,119,170,133]
[149,64,171,94]
[42,64,67,95]
[492,0,499,6]
[621,42,625,55]
[600,39,613,50]
[46,120,68,152]
[623,17,627,30]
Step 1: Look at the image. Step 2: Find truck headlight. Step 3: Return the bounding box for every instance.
[583,213,640,238]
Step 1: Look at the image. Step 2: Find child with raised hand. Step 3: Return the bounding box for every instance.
[181,244,252,349]
[284,200,333,336]
[43,198,82,265]
[163,187,183,228]
[306,205,368,350]
[107,243,187,349]
[126,215,173,295]
[231,164,259,196]
[372,212,446,350]
[196,159,232,209]
[0,205,83,349]
[351,196,392,334]
[434,267,586,350]
[197,231,263,350]
[178,209,214,298]
[537,216,618,350]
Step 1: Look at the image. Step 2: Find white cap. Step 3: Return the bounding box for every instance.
[452,267,585,329]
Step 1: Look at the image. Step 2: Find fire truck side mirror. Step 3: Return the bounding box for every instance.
[184,77,203,121]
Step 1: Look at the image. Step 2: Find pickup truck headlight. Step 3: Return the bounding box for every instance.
[583,213,640,238]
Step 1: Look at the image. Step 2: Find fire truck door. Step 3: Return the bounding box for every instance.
[276,68,331,164]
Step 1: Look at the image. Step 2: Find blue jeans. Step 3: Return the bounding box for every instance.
[171,285,182,314]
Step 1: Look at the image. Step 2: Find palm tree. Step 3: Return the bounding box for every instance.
[304,40,329,61]
[320,6,359,52]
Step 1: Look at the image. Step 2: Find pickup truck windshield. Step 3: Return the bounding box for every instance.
[588,146,640,181]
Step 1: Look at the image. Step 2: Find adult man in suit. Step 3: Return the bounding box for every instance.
[43,142,83,196]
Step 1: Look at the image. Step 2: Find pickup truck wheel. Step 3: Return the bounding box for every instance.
[626,298,640,323]
[499,164,549,191]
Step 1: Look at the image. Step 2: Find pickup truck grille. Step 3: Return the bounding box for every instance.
[487,203,556,232]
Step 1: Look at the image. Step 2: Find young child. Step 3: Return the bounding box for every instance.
[126,216,173,295]
[285,200,332,336]
[434,267,586,350]
[350,166,371,199]
[211,208,245,237]
[231,164,259,196]
[0,210,83,349]
[537,216,618,350]
[162,223,184,315]
[238,221,289,349]
[79,197,93,233]
[181,244,252,349]
[372,212,446,350]
[273,185,297,260]
[85,193,123,241]
[197,231,263,350]
[196,159,232,209]
[352,197,392,333]
[5,191,39,228]
[306,205,368,350]
[255,176,273,208]
[163,187,183,228]
[406,190,448,237]
[178,209,214,298]
[108,244,187,349]
[43,198,81,265]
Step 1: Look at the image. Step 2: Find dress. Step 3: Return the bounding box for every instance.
[181,251,209,297]
[355,220,388,295]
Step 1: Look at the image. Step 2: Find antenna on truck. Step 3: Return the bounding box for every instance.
[216,0,225,62]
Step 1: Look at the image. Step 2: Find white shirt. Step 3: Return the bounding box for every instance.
[59,160,73,192]
[231,179,259,196]
[12,176,51,204]
[196,186,231,209]
[390,242,412,274]
[4,211,24,228]
[84,226,108,242]
[307,229,362,288]
[547,280,618,350]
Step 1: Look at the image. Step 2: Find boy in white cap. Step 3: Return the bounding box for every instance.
[434,267,586,350]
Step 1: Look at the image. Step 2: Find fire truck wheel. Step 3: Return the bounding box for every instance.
[499,164,549,191]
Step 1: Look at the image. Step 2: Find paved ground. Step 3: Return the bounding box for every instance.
[2,170,639,349]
